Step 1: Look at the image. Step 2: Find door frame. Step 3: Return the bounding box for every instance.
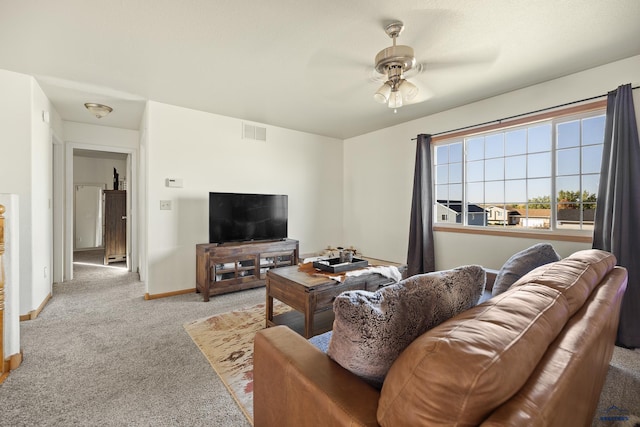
[62,143,137,281]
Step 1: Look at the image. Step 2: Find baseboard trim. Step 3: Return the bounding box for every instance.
[0,351,23,385]
[144,288,195,300]
[9,351,22,370]
[19,292,52,321]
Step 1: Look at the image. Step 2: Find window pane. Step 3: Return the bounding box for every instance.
[485,158,504,181]
[449,163,462,183]
[522,206,550,229]
[505,155,526,179]
[435,201,458,223]
[485,134,504,158]
[556,176,580,203]
[583,116,606,145]
[485,181,504,204]
[505,179,526,202]
[449,183,462,201]
[449,142,463,163]
[528,124,551,153]
[449,203,462,224]
[506,129,527,155]
[435,184,449,201]
[436,164,448,184]
[528,152,551,177]
[557,148,580,176]
[467,182,483,204]
[582,145,603,174]
[582,174,599,199]
[557,121,580,149]
[556,202,581,230]
[467,204,486,226]
[467,160,484,182]
[528,178,550,202]
[435,145,448,164]
[467,137,484,161]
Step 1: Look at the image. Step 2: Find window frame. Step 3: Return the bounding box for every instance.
[431,100,607,243]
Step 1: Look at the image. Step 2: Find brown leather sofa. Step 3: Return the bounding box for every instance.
[253,249,627,426]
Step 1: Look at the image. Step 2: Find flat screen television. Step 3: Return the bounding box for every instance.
[209,192,288,244]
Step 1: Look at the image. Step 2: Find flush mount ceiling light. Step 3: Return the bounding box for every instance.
[84,103,113,118]
[373,21,419,112]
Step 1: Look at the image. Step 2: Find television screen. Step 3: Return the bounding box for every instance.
[209,192,288,243]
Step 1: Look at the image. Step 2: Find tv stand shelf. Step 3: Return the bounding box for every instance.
[196,239,299,301]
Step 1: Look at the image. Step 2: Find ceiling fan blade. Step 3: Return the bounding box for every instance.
[417,46,499,73]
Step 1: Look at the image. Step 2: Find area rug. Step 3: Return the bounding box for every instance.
[184,302,290,425]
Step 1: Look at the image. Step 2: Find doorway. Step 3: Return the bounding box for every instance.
[60,144,137,281]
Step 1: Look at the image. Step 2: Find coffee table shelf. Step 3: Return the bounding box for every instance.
[269,309,335,337]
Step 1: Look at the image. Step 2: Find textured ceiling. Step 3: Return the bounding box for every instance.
[1,0,639,139]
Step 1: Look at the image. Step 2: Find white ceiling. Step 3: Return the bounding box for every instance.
[1,0,639,139]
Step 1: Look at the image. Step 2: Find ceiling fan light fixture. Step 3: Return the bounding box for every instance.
[372,21,421,111]
[399,79,418,101]
[388,90,403,109]
[84,103,113,118]
[374,82,392,103]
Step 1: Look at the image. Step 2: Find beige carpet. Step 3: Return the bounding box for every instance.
[184,301,291,425]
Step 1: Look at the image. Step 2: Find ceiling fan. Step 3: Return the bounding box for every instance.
[372,21,424,112]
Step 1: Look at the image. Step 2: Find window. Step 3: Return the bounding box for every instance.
[434,106,605,233]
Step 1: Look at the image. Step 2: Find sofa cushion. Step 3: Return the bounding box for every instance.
[327,265,486,388]
[377,283,571,426]
[510,249,617,316]
[492,243,560,296]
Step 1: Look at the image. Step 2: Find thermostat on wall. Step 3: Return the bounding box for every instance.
[165,178,183,188]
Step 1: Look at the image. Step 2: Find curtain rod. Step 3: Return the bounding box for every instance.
[412,85,640,140]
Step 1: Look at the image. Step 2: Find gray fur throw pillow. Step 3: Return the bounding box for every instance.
[491,243,561,296]
[327,265,486,388]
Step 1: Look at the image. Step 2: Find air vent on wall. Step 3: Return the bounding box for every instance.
[242,123,267,141]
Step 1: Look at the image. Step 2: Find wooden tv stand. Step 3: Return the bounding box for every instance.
[195,239,299,301]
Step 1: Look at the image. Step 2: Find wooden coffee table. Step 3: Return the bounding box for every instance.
[265,261,403,338]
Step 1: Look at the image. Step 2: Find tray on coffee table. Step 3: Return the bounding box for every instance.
[312,257,368,273]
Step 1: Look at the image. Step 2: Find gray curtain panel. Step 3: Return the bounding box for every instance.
[407,134,435,276]
[593,83,640,349]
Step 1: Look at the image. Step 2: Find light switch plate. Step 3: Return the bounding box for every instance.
[160,200,172,210]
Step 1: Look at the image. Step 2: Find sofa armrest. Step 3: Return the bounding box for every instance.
[254,325,381,427]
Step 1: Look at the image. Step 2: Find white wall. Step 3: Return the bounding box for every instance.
[0,70,32,315]
[30,80,55,310]
[145,101,343,295]
[0,70,60,315]
[64,121,140,149]
[73,156,127,189]
[344,55,640,269]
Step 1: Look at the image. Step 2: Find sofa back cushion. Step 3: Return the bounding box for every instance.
[377,284,570,426]
[510,249,616,316]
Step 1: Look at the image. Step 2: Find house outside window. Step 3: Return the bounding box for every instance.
[433,106,605,234]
